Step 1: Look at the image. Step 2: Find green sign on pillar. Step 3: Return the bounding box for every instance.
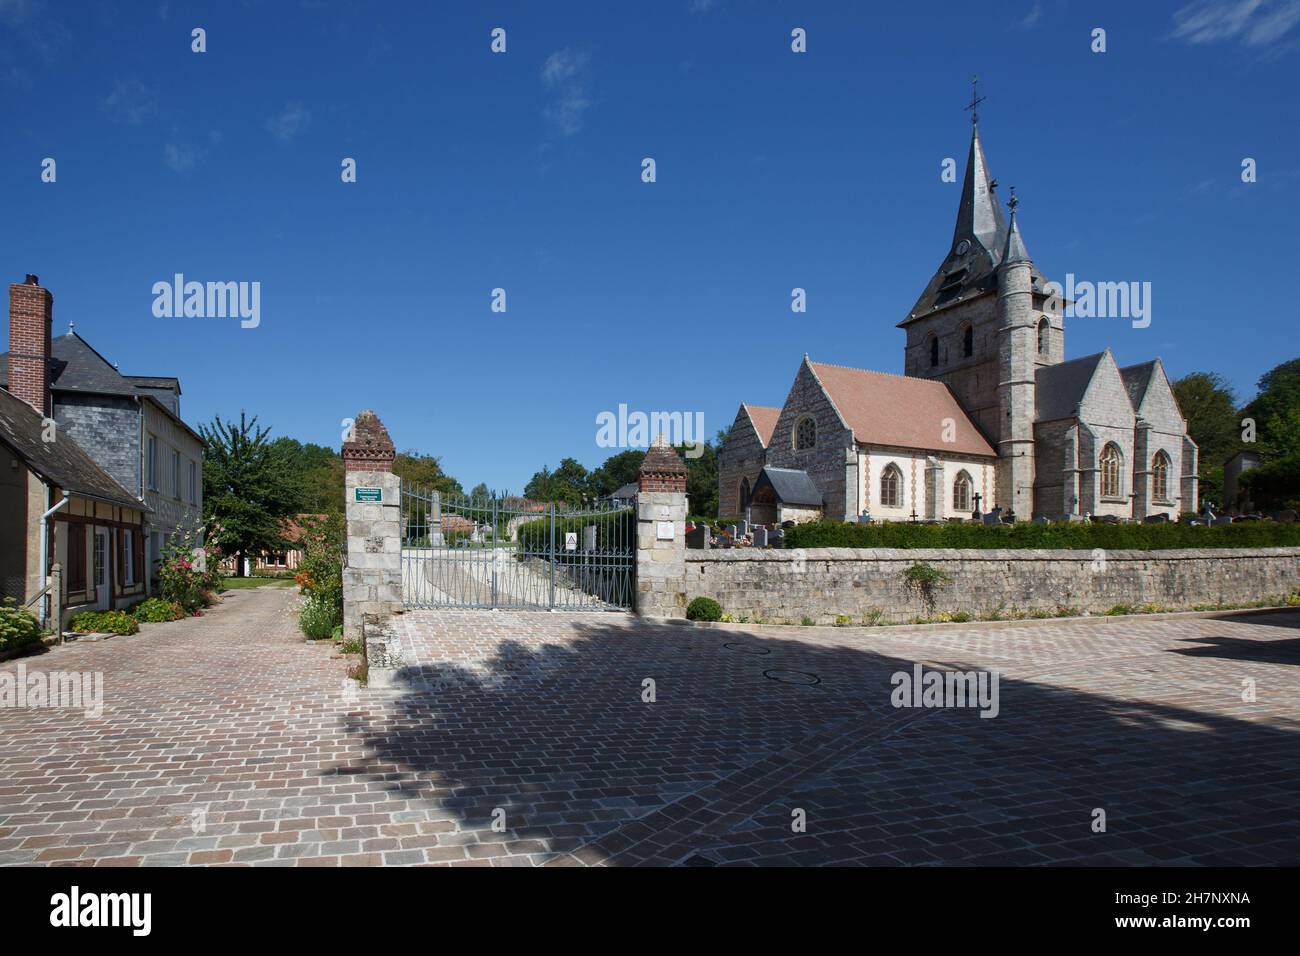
[355,487,383,503]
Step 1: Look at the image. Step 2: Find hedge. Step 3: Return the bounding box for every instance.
[783,520,1300,551]
[513,508,634,563]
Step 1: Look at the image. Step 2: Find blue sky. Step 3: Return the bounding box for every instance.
[2,0,1298,493]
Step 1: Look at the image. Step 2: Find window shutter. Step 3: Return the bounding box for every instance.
[68,525,86,592]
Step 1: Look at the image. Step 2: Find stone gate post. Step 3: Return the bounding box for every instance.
[635,435,689,618]
[342,409,402,640]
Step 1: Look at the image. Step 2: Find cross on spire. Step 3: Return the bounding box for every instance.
[963,74,986,127]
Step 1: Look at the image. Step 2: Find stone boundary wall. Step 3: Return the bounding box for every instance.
[682,547,1300,624]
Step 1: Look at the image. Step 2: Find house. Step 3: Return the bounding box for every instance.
[719,112,1197,523]
[1,275,205,585]
[0,381,149,627]
[221,514,324,576]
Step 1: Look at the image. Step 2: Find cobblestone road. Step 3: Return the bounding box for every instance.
[2,588,1297,866]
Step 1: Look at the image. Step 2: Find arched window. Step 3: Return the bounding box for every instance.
[794,417,816,450]
[953,471,973,512]
[740,477,751,510]
[962,324,974,358]
[1151,451,1170,502]
[880,464,903,508]
[1099,443,1123,499]
[928,334,939,368]
[1037,317,1049,355]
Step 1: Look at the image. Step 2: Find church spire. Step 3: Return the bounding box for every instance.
[951,122,1008,264]
[1002,188,1031,265]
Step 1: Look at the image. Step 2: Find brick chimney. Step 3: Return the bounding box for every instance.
[8,275,53,415]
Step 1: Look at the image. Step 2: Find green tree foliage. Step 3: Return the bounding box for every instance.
[1241,358,1300,510]
[468,482,491,500]
[270,437,344,514]
[1172,372,1240,504]
[588,449,645,497]
[393,449,463,495]
[524,457,591,504]
[200,413,302,576]
[680,433,724,519]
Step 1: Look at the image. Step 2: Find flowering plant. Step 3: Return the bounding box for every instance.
[158,526,225,613]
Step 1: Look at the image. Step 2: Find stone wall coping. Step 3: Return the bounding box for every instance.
[686,546,1300,562]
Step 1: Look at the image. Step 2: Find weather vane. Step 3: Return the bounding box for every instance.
[964,74,986,126]
[1008,185,1018,211]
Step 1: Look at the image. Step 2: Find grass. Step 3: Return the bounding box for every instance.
[220,577,296,590]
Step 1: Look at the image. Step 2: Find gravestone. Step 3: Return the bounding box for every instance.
[752,526,769,548]
[737,519,749,538]
[769,528,784,548]
[1277,509,1297,524]
[1142,513,1169,524]
[1212,516,1234,526]
[685,523,710,550]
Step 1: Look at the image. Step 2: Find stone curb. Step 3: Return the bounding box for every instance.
[647,604,1300,636]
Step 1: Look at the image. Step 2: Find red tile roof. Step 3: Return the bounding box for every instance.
[742,404,781,447]
[808,360,995,457]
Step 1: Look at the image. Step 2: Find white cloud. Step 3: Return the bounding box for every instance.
[1171,0,1300,47]
[265,101,311,141]
[102,79,158,126]
[1010,2,1043,31]
[163,141,202,172]
[540,49,592,137]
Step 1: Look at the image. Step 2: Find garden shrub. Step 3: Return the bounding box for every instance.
[159,528,224,612]
[686,597,723,621]
[129,598,186,623]
[784,519,1300,551]
[299,595,340,640]
[0,597,43,655]
[295,514,344,633]
[68,610,139,635]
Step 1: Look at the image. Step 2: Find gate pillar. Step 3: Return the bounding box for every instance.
[342,409,402,640]
[635,434,689,618]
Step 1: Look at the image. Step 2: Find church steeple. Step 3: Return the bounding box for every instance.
[901,118,1009,324]
[1002,188,1031,265]
[952,124,1009,267]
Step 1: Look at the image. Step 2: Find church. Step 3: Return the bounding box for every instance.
[718,115,1198,525]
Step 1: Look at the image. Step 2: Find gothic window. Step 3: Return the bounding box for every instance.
[1151,451,1171,502]
[1037,317,1049,355]
[928,335,940,368]
[1099,443,1123,499]
[880,464,903,508]
[953,471,973,512]
[795,417,816,450]
[962,324,973,358]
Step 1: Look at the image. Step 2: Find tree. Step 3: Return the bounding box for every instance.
[524,458,590,504]
[1172,372,1239,505]
[468,482,490,500]
[588,449,645,497]
[270,437,344,514]
[392,449,463,496]
[680,434,722,519]
[201,413,302,576]
[1240,357,1300,510]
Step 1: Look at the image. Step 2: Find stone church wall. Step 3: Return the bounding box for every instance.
[717,407,768,518]
[681,547,1300,625]
[764,362,853,520]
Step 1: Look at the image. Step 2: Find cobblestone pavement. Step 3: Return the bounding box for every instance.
[3,590,1298,866]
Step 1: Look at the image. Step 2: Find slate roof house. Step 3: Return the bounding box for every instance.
[1,275,204,601]
[719,117,1197,523]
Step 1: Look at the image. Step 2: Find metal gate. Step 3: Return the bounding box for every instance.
[401,486,634,610]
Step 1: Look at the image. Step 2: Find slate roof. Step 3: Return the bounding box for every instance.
[741,404,781,447]
[1,331,203,443]
[754,467,823,507]
[1035,351,1107,422]
[1118,360,1158,412]
[902,126,1047,325]
[0,386,147,510]
[610,482,639,501]
[807,359,996,457]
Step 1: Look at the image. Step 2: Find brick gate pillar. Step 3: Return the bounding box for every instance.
[635,434,689,618]
[342,409,402,640]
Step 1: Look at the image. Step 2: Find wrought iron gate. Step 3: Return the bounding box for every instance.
[401,486,634,610]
